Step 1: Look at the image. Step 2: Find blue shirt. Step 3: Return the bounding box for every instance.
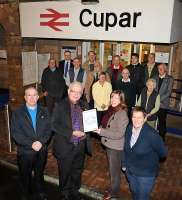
[27,105,37,131]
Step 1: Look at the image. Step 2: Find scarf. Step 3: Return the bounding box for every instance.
[101,105,120,128]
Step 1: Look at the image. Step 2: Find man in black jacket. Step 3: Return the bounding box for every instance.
[52,81,91,200]
[11,87,52,200]
[41,58,67,114]
[126,53,145,97]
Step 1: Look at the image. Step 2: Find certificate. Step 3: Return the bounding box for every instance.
[82,109,98,132]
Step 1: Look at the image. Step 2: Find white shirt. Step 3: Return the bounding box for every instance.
[130,127,142,148]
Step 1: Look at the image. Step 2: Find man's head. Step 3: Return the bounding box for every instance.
[131,53,139,65]
[88,51,96,63]
[122,68,130,80]
[68,82,83,104]
[147,53,155,65]
[112,55,120,66]
[64,50,71,61]
[24,87,39,107]
[73,57,81,69]
[158,63,167,76]
[48,59,56,68]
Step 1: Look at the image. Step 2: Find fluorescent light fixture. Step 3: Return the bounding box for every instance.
[81,0,99,5]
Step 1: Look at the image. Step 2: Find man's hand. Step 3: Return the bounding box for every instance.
[93,128,101,134]
[32,141,42,151]
[72,131,85,138]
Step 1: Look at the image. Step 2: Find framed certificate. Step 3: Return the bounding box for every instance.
[82,109,98,132]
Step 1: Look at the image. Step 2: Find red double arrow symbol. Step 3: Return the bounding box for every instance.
[40,9,69,31]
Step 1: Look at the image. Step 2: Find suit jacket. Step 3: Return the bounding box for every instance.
[11,104,52,154]
[100,110,129,150]
[154,74,173,109]
[143,63,158,83]
[123,123,167,177]
[52,98,91,159]
[59,59,74,75]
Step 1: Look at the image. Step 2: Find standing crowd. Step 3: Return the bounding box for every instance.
[11,50,173,200]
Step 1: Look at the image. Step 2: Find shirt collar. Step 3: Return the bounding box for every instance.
[122,78,130,83]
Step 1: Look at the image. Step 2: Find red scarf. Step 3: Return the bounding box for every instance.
[101,105,120,128]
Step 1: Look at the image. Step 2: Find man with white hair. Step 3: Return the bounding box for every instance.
[52,81,91,200]
[154,63,173,141]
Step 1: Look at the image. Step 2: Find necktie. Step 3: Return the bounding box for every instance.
[64,61,69,77]
[95,73,99,81]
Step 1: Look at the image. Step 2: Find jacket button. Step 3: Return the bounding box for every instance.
[108,125,110,128]
[104,139,107,142]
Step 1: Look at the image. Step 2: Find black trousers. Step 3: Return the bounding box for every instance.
[45,95,61,114]
[17,148,47,196]
[158,108,167,141]
[57,141,85,199]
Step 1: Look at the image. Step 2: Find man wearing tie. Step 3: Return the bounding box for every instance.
[11,87,52,200]
[59,50,74,78]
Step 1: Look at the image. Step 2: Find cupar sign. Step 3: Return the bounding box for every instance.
[80,9,142,31]
[40,8,142,32]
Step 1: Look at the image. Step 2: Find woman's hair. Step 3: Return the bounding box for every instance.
[110,90,127,111]
[146,78,156,88]
[131,106,146,118]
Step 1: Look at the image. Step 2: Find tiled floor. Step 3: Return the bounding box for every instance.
[0,135,182,200]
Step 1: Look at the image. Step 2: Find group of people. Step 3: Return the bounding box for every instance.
[10,50,172,200]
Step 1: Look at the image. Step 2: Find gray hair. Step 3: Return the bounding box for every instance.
[146,78,156,88]
[68,81,83,94]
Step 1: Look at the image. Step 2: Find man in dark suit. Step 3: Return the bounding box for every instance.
[59,50,74,78]
[143,53,158,84]
[126,53,145,97]
[52,81,91,200]
[41,58,67,114]
[154,63,173,141]
[11,87,52,200]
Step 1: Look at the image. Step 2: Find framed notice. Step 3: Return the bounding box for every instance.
[155,52,169,63]
[22,51,38,86]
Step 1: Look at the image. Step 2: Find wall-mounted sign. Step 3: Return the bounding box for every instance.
[155,52,170,63]
[19,0,182,43]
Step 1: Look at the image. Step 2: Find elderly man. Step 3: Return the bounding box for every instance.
[41,58,67,114]
[154,63,173,141]
[11,87,52,200]
[52,82,91,200]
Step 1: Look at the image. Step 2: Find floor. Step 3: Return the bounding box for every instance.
[0,109,182,200]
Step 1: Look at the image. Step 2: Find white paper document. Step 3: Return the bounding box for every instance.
[82,109,98,132]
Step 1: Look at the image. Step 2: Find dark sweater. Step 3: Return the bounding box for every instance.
[123,123,167,177]
[41,67,66,98]
[115,80,136,108]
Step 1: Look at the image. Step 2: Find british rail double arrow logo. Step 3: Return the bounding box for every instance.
[40,8,69,31]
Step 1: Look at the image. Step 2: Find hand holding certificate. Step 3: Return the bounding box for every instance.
[82,109,98,132]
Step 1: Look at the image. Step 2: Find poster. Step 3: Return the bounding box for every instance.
[22,51,38,86]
